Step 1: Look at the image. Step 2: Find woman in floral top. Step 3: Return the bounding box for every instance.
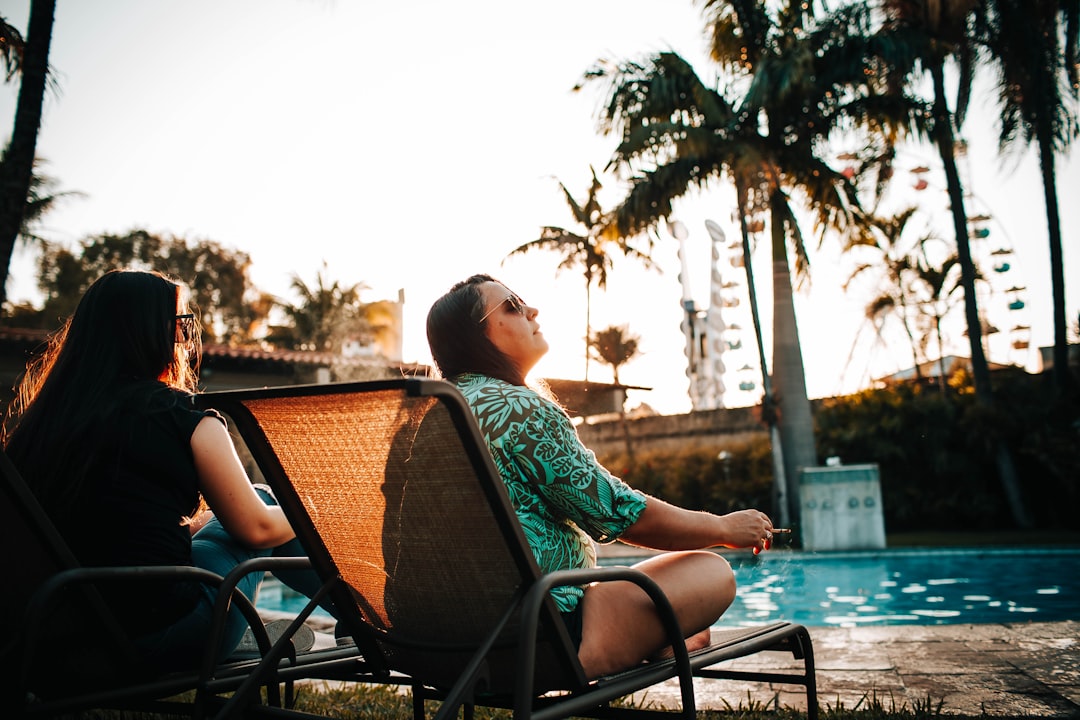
[426,274,778,679]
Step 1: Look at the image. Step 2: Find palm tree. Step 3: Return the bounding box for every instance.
[979,0,1079,395]
[588,324,640,386]
[1,13,23,79]
[846,207,933,382]
[859,0,1033,527]
[0,1,56,312]
[579,0,902,524]
[13,159,83,245]
[504,167,654,381]
[908,250,969,393]
[0,156,83,316]
[589,324,642,461]
[274,264,371,353]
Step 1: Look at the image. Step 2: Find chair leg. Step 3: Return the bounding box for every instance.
[804,642,819,720]
[412,683,426,720]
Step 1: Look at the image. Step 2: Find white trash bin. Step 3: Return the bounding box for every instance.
[799,464,886,551]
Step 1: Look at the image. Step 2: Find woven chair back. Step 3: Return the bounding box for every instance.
[204,379,580,692]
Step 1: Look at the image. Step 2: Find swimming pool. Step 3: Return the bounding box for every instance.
[256,546,1079,627]
[699,546,1079,627]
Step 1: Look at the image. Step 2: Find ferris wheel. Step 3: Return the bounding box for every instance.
[833,141,1033,374]
[898,150,1032,371]
[908,142,1033,368]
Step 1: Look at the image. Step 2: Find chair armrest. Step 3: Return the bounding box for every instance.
[513,566,695,716]
[19,557,317,690]
[204,556,316,674]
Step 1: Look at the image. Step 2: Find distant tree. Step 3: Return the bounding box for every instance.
[907,250,970,392]
[980,0,1079,395]
[33,229,263,343]
[0,1,56,310]
[863,0,1033,527]
[588,323,641,462]
[0,156,85,317]
[504,167,654,381]
[0,14,22,79]
[270,264,373,353]
[845,207,930,382]
[11,158,83,246]
[588,324,640,386]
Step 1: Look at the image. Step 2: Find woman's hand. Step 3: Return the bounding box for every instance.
[721,509,775,555]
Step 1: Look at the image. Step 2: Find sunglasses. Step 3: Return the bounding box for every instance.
[478,293,527,324]
[175,314,196,344]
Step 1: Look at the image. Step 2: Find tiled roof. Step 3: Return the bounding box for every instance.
[0,327,52,344]
[0,326,429,373]
[201,342,341,367]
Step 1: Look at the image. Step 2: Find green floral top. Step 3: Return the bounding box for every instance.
[454,373,647,612]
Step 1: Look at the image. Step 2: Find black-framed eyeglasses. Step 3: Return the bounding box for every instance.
[175,314,196,344]
[478,293,526,324]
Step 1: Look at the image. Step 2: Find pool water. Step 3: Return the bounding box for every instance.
[257,546,1080,627]
[706,546,1079,627]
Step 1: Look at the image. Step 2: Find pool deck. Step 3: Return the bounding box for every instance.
[635,620,1080,717]
[601,543,1080,716]
[284,540,1080,717]
[289,616,1079,717]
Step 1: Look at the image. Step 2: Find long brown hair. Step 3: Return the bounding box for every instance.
[426,273,528,386]
[2,269,202,517]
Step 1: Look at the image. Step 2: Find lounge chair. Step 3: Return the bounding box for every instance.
[196,377,818,720]
[0,449,370,719]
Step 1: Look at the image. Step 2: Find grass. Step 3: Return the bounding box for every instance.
[291,686,1000,719]
[67,530,1079,719]
[71,683,956,720]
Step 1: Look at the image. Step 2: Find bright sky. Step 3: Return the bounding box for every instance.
[2,0,1077,415]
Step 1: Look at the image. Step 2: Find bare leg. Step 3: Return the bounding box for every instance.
[576,550,735,678]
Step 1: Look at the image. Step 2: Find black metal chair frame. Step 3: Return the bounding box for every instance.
[1,449,370,719]
[196,378,819,720]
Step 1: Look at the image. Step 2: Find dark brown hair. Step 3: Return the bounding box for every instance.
[425,273,527,386]
[2,269,202,517]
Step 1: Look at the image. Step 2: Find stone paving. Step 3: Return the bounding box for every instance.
[280,538,1079,717]
[292,613,1078,717]
[633,620,1080,718]
[589,543,1080,716]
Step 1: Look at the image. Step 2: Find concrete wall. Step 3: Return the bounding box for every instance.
[577,405,768,457]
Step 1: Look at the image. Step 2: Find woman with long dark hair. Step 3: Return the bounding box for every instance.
[3,269,326,672]
[427,274,777,679]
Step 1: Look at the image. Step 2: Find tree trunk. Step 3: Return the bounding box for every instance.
[0,0,55,311]
[1035,124,1071,395]
[617,399,635,466]
[934,314,948,395]
[769,196,817,528]
[931,62,1033,528]
[583,271,592,381]
[897,293,924,381]
[735,180,789,528]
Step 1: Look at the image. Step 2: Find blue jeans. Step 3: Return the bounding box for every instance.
[134,489,334,672]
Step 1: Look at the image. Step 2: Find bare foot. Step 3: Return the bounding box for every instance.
[685,628,713,653]
[649,628,713,662]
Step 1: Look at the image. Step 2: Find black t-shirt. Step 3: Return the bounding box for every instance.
[57,384,221,634]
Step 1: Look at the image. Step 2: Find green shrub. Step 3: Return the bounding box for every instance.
[598,436,776,518]
[815,368,1079,532]
[598,370,1079,534]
